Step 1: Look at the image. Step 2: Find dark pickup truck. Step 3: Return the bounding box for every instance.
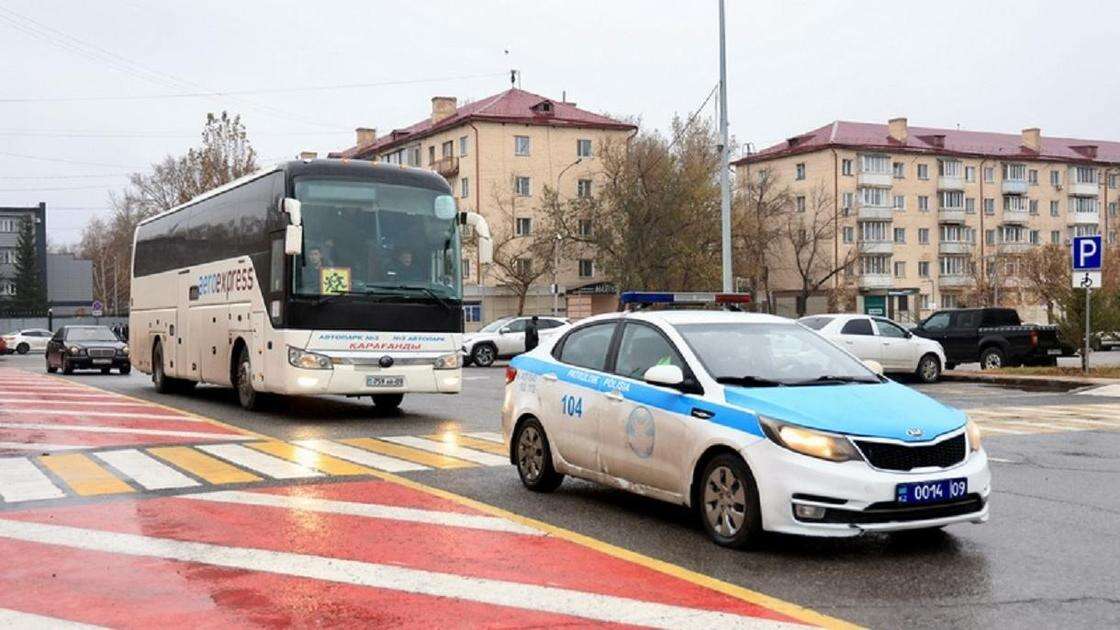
[911,307,1063,369]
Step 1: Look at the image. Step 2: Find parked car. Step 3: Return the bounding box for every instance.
[45,325,131,375]
[910,307,1062,370]
[799,314,947,383]
[462,316,569,367]
[1,328,53,354]
[1091,331,1120,351]
[0,336,6,355]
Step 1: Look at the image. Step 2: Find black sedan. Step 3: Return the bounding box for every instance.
[46,325,131,375]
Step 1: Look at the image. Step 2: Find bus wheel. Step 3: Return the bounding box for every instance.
[152,342,175,394]
[235,347,261,410]
[372,393,403,411]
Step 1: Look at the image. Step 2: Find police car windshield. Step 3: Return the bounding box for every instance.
[675,322,879,386]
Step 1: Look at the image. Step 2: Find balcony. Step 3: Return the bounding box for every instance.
[431,156,459,178]
[1001,179,1028,195]
[858,171,893,187]
[859,240,894,255]
[1068,181,1098,197]
[1001,210,1030,224]
[1069,212,1100,225]
[999,241,1032,254]
[937,175,964,190]
[859,274,893,290]
[938,207,966,223]
[939,241,972,255]
[857,204,894,221]
[938,274,972,288]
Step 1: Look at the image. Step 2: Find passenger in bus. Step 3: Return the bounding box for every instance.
[301,246,327,291]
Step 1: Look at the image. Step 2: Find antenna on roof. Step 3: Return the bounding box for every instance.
[510,69,520,88]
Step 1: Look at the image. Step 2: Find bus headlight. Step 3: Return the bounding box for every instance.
[759,416,861,463]
[433,352,461,370]
[287,346,333,370]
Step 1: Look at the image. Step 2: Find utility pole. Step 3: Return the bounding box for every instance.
[718,0,732,293]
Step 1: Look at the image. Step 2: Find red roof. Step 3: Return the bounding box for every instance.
[734,120,1120,165]
[330,88,636,159]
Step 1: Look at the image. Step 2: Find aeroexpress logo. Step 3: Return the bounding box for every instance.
[197,267,254,297]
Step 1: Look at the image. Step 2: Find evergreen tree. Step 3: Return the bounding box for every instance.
[12,215,46,312]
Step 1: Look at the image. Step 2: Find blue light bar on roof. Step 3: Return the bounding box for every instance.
[620,291,751,305]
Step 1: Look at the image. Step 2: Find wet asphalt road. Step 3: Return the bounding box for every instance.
[5,353,1119,628]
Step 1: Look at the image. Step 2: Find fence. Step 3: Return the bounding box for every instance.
[0,312,128,335]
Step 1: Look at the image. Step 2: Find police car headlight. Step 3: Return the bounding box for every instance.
[966,418,982,452]
[434,352,461,370]
[759,416,861,463]
[287,346,333,370]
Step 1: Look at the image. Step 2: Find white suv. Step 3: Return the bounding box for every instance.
[462,316,569,367]
[1,329,53,355]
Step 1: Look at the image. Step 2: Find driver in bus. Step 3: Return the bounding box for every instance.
[301,246,327,291]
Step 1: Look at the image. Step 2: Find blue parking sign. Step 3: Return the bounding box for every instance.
[1072,235,1102,271]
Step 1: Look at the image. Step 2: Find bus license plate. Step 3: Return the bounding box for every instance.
[367,375,404,388]
[896,478,967,505]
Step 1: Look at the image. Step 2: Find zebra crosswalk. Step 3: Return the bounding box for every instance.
[968,403,1120,436]
[0,432,508,506]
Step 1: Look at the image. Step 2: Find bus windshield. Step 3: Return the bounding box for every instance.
[292,178,461,299]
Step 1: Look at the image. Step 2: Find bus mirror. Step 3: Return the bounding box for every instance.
[282,198,302,226]
[463,211,493,265]
[434,195,457,221]
[284,224,304,255]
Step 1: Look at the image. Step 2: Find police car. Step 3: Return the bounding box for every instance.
[501,292,990,548]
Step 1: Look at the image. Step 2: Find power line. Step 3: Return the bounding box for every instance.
[0,150,142,169]
[0,183,117,191]
[0,129,351,138]
[0,173,130,180]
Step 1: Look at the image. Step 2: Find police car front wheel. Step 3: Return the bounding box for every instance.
[514,418,563,492]
[698,453,762,549]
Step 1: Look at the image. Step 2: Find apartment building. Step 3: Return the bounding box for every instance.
[330,88,635,328]
[0,203,47,302]
[733,119,1120,322]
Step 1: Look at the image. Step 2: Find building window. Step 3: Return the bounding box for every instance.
[859,254,891,275]
[860,154,890,174]
[965,166,976,182]
[577,179,592,198]
[0,219,16,233]
[428,145,436,165]
[1030,230,1040,244]
[842,226,854,243]
[842,192,854,210]
[918,261,930,278]
[1050,170,1061,186]
[1110,202,1118,217]
[893,162,904,179]
[0,280,15,296]
[1072,166,1097,185]
[941,294,959,309]
[1111,231,1117,244]
[917,163,929,180]
[1110,173,1118,189]
[459,136,469,156]
[1004,195,1028,213]
[1070,196,1100,214]
[918,228,930,244]
[441,141,454,159]
[577,138,592,158]
[983,198,995,215]
[515,135,531,156]
[578,259,594,277]
[795,163,806,180]
[1029,199,1038,215]
[1051,230,1061,244]
[965,197,976,213]
[894,227,906,244]
[985,229,995,245]
[462,258,471,279]
[892,195,905,210]
[940,190,964,209]
[514,258,532,275]
[859,221,889,242]
[939,159,962,178]
[408,146,422,166]
[1028,169,1038,185]
[894,261,906,278]
[940,256,968,276]
[1050,200,1060,217]
[861,187,888,207]
[515,217,532,236]
[984,167,995,183]
[841,159,853,176]
[514,176,531,196]
[578,219,592,237]
[0,248,15,263]
[1003,163,1027,181]
[461,177,470,198]
[463,303,482,323]
[796,195,806,212]
[918,195,929,211]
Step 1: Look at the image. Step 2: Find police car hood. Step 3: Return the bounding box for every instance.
[723,380,966,442]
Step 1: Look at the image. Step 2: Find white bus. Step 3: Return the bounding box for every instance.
[130,159,492,411]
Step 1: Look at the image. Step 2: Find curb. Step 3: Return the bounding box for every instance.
[942,370,1120,387]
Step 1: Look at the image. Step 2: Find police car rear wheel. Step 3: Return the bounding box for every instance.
[514,418,563,492]
[699,454,762,548]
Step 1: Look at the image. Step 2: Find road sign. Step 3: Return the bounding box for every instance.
[91,299,103,317]
[1072,235,1102,271]
[1073,270,1102,289]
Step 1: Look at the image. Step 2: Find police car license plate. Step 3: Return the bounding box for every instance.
[896,478,967,505]
[366,375,404,388]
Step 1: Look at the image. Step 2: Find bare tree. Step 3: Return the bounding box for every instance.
[1018,244,1069,323]
[781,183,857,316]
[487,181,555,315]
[732,166,789,311]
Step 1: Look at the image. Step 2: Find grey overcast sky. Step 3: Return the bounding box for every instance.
[3,0,1119,246]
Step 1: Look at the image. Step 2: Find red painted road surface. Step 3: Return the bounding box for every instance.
[0,479,820,628]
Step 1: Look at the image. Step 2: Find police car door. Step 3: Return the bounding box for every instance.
[601,321,696,495]
[543,321,619,473]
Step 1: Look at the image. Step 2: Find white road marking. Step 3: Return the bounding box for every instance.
[1075,384,1120,397]
[0,607,106,629]
[0,390,118,399]
[382,435,509,466]
[0,442,86,451]
[996,419,1087,432]
[293,439,428,473]
[0,398,173,407]
[988,457,1017,463]
[181,490,542,536]
[1044,417,1120,427]
[0,408,201,422]
[0,423,253,441]
[197,444,324,479]
[0,519,799,629]
[93,449,201,490]
[464,431,505,443]
[0,458,66,502]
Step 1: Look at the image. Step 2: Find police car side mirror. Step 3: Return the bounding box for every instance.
[644,364,684,388]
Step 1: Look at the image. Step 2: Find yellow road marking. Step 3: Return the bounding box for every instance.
[247,441,377,476]
[39,453,134,496]
[424,432,508,456]
[148,446,261,484]
[341,438,476,469]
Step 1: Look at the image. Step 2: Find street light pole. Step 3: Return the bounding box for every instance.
[718,0,733,293]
